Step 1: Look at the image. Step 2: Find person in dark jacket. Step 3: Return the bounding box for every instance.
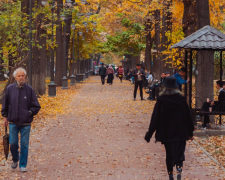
[145,76,194,180]
[148,72,166,101]
[173,67,189,91]
[201,80,225,127]
[99,63,107,85]
[132,64,145,101]
[2,67,41,172]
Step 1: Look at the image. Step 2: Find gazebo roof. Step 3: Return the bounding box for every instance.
[170,25,225,50]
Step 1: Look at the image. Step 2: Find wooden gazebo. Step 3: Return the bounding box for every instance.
[170,25,225,125]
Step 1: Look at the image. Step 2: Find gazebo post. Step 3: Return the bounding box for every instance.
[184,50,188,100]
[220,50,223,124]
[189,50,193,108]
[220,50,223,81]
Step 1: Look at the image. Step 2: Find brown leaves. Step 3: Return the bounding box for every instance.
[195,136,225,168]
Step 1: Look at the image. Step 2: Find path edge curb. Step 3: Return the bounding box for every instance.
[193,140,225,172]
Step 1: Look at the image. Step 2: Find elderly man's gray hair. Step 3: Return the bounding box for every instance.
[13,67,27,78]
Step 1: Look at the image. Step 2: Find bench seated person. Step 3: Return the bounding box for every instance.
[200,80,225,127]
[148,72,170,101]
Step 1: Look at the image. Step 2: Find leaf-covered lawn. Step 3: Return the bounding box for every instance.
[195,136,225,168]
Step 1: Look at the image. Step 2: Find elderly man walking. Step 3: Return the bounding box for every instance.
[1,67,41,172]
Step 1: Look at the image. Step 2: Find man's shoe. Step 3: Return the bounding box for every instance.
[141,98,146,101]
[134,98,136,101]
[20,167,27,172]
[11,162,18,169]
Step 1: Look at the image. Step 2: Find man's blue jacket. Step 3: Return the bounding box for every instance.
[173,73,187,91]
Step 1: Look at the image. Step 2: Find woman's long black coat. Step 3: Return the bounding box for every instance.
[145,94,194,144]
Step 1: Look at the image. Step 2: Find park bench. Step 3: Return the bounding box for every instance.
[191,107,225,126]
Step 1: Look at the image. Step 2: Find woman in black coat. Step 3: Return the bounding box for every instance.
[145,76,194,180]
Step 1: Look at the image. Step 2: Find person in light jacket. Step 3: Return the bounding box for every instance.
[106,64,115,85]
[2,67,41,172]
[145,76,194,180]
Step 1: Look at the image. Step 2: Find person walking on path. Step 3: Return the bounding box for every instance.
[173,67,189,91]
[132,64,145,101]
[144,76,194,180]
[106,64,115,85]
[99,63,107,85]
[118,66,124,83]
[1,67,41,172]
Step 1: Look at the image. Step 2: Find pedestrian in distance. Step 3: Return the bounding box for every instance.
[148,72,166,101]
[99,63,107,85]
[1,67,41,172]
[132,64,145,101]
[118,66,124,83]
[106,64,115,85]
[173,67,189,91]
[144,76,194,180]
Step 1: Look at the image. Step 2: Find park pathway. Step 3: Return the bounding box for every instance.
[0,76,225,179]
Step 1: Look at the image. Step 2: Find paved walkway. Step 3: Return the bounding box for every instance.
[0,76,225,179]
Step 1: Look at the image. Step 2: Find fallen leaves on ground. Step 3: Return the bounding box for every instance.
[195,136,225,168]
[0,80,85,162]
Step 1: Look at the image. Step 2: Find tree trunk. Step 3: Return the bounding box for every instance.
[32,5,40,96]
[46,55,51,77]
[31,0,46,96]
[145,19,152,71]
[39,26,46,95]
[182,0,197,37]
[153,9,161,79]
[55,0,63,86]
[161,0,172,74]
[195,0,214,120]
[65,5,73,77]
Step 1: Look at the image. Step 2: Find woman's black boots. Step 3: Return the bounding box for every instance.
[169,174,174,180]
[177,167,182,180]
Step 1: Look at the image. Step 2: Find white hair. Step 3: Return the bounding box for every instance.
[13,67,27,78]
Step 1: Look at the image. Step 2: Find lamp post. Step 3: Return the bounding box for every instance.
[28,0,32,86]
[70,24,76,85]
[42,0,57,96]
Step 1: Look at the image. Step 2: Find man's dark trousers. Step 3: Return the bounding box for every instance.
[134,81,143,99]
[101,75,106,85]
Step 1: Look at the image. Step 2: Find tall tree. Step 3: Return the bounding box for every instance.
[39,26,47,95]
[161,0,172,73]
[31,0,47,96]
[182,0,197,37]
[145,18,152,71]
[55,0,63,86]
[153,9,161,79]
[195,0,213,111]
